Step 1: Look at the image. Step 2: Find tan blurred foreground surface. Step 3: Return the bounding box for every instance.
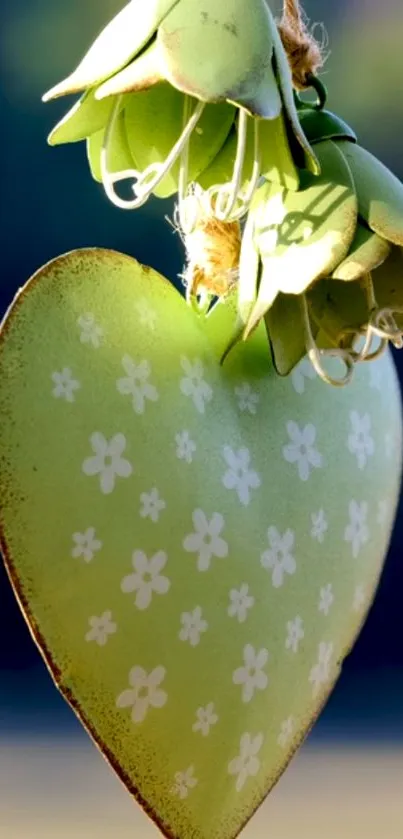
[0,739,402,839]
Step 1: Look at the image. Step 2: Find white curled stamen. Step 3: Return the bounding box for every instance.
[301,295,355,387]
[101,95,205,210]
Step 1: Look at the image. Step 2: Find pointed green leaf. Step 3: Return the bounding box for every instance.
[157,0,282,117]
[372,246,403,328]
[299,109,357,145]
[307,278,368,346]
[199,114,299,194]
[48,89,119,146]
[244,140,358,337]
[87,110,135,183]
[43,0,178,100]
[124,83,235,199]
[340,141,403,246]
[270,20,320,175]
[96,40,163,99]
[332,223,391,281]
[264,293,314,375]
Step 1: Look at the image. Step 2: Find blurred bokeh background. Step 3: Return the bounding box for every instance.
[0,1,402,836]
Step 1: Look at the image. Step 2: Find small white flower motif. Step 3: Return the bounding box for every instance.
[116,665,167,724]
[183,510,228,572]
[77,313,103,348]
[82,432,132,494]
[175,430,196,463]
[171,766,198,799]
[282,421,323,481]
[85,611,117,646]
[318,583,334,616]
[139,488,166,523]
[277,716,295,748]
[291,357,316,394]
[347,411,375,470]
[309,642,334,697]
[384,432,394,459]
[121,550,170,610]
[135,298,158,331]
[285,616,304,653]
[228,732,264,792]
[222,446,261,507]
[311,509,328,543]
[228,584,255,624]
[180,357,213,414]
[192,702,219,737]
[261,527,296,588]
[71,527,102,562]
[116,355,159,415]
[234,383,260,415]
[51,368,81,403]
[344,500,369,559]
[233,644,269,703]
[179,607,208,647]
[377,499,389,526]
[353,584,366,613]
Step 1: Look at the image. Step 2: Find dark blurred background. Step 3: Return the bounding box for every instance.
[0,1,402,837]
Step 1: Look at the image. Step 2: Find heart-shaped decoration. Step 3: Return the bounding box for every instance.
[0,249,401,839]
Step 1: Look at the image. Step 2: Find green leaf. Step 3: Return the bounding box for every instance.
[124,83,235,198]
[87,110,135,183]
[43,0,178,100]
[307,278,369,346]
[264,293,314,375]
[299,109,357,145]
[243,139,358,337]
[199,114,299,194]
[332,222,391,281]
[340,141,403,246]
[48,89,121,146]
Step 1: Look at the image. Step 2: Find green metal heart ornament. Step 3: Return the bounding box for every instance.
[0,249,401,839]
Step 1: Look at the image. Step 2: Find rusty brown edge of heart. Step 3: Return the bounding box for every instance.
[0,247,382,839]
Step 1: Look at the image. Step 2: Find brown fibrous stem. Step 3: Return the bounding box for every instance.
[278,0,327,90]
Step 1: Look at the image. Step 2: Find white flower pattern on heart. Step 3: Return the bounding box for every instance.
[261,527,296,588]
[171,766,198,799]
[82,432,132,494]
[192,702,218,737]
[318,583,334,616]
[234,383,260,415]
[135,298,157,331]
[180,357,213,414]
[121,550,170,610]
[71,527,102,562]
[85,611,117,646]
[344,500,369,559]
[309,642,334,697]
[77,313,103,348]
[183,510,228,571]
[116,665,167,724]
[228,584,255,623]
[291,357,316,394]
[117,355,159,415]
[353,584,366,612]
[347,411,375,470]
[311,509,328,543]
[282,421,323,481]
[179,607,208,647]
[285,616,304,653]
[175,430,196,463]
[228,732,264,792]
[277,716,295,748]
[139,488,166,523]
[51,368,81,402]
[222,446,261,506]
[232,644,269,703]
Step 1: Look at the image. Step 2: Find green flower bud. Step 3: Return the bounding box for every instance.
[43,0,318,227]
